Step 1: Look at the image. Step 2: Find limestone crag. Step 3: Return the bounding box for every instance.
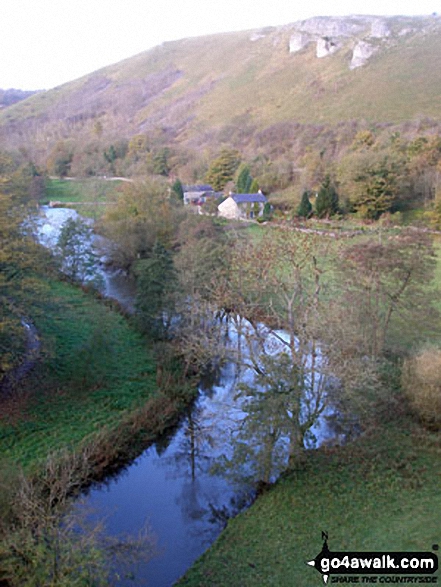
[316,37,341,58]
[350,41,378,69]
[370,19,391,38]
[289,32,312,53]
[295,16,367,37]
[286,15,396,68]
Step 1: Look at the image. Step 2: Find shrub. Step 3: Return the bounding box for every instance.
[402,348,441,430]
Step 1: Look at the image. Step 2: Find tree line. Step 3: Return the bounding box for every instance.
[41,124,441,226]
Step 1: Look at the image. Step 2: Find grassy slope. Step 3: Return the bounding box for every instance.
[178,422,441,586]
[0,276,157,472]
[115,20,441,129]
[1,16,441,152]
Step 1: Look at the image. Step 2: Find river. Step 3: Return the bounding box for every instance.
[36,206,338,586]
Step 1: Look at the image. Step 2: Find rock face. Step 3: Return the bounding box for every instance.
[370,19,391,38]
[316,37,340,58]
[289,32,311,53]
[250,32,266,42]
[296,16,366,37]
[286,16,398,69]
[350,41,377,69]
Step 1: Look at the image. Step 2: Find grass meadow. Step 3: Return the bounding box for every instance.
[43,178,125,218]
[0,275,158,473]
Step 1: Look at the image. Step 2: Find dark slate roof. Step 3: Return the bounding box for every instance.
[183,184,214,193]
[231,193,267,204]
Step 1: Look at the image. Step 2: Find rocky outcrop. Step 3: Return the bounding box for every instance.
[296,16,366,37]
[286,16,397,69]
[250,32,266,42]
[316,38,340,58]
[289,32,312,53]
[350,41,377,69]
[370,19,391,38]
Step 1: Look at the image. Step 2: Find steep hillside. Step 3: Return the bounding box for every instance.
[1,15,441,162]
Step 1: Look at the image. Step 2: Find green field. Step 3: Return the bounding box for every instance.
[44,178,125,218]
[179,421,441,586]
[0,275,158,472]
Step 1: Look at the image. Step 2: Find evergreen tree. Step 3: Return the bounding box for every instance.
[315,176,339,219]
[152,148,170,177]
[296,191,313,218]
[135,241,177,339]
[171,179,184,202]
[352,160,398,220]
[236,164,253,193]
[249,178,260,193]
[205,149,241,191]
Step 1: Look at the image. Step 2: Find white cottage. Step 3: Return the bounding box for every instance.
[217,191,267,220]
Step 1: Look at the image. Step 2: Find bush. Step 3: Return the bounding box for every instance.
[402,348,441,430]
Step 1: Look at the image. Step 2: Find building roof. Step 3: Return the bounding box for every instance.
[231,192,267,204]
[183,184,214,193]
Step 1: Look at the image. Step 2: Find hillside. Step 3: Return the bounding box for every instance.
[1,14,441,165]
[0,88,38,109]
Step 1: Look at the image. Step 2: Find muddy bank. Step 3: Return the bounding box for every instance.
[0,301,41,397]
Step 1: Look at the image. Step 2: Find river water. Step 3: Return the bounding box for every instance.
[36,206,338,586]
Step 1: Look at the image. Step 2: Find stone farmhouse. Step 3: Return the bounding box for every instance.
[217,191,268,220]
[183,184,217,206]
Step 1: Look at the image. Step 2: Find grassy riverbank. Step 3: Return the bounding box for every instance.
[43,178,125,218]
[0,273,171,474]
[178,419,441,586]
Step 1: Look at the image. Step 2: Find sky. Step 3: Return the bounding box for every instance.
[1,0,439,90]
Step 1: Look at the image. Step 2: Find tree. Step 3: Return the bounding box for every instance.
[47,141,74,178]
[171,179,184,202]
[0,451,155,585]
[135,241,177,339]
[173,215,229,374]
[336,230,439,357]
[352,159,399,219]
[56,217,101,284]
[127,134,149,162]
[337,151,405,220]
[315,175,339,218]
[103,144,117,174]
[205,149,241,191]
[249,178,260,193]
[179,229,334,471]
[101,178,185,270]
[235,163,253,193]
[151,147,171,176]
[296,190,313,218]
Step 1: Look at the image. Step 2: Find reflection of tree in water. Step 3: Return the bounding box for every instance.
[198,362,223,396]
[153,403,254,544]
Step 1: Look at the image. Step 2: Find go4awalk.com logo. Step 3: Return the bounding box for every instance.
[307,532,439,584]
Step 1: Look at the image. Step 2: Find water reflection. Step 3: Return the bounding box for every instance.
[36,206,341,586]
[80,385,252,586]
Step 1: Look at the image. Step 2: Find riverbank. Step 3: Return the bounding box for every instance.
[0,272,191,475]
[178,418,441,586]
